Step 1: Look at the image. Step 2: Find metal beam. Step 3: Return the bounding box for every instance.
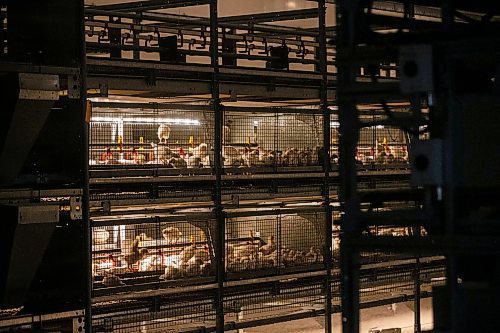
[90,0,209,12]
[219,8,318,24]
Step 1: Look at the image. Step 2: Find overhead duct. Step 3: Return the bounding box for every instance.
[0,204,59,307]
[0,73,59,185]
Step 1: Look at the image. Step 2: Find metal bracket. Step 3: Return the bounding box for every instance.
[72,312,85,333]
[70,197,83,220]
[68,74,81,99]
[410,139,443,186]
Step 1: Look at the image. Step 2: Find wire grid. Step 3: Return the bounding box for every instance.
[92,297,216,333]
[224,282,324,322]
[90,188,151,202]
[223,112,323,170]
[0,7,5,55]
[420,266,447,288]
[225,214,325,275]
[330,116,410,167]
[89,109,214,169]
[359,268,417,300]
[92,220,215,293]
[223,183,321,196]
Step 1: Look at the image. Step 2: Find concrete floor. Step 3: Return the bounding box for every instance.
[241,298,433,333]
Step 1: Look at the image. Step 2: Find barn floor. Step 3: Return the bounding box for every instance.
[238,298,433,333]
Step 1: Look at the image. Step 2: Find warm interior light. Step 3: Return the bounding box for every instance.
[91,116,201,126]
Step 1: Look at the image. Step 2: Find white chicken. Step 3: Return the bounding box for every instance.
[162,227,183,245]
[157,124,171,144]
[192,143,208,159]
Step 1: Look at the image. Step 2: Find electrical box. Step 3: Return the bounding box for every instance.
[399,44,434,93]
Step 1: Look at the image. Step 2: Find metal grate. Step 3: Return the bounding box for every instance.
[92,219,216,295]
[89,108,214,170]
[330,116,410,168]
[226,213,325,277]
[223,112,324,172]
[224,281,324,324]
[92,295,217,333]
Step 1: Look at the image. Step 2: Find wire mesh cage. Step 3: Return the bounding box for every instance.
[225,212,325,278]
[223,112,324,173]
[330,115,410,169]
[92,293,217,333]
[92,218,216,295]
[89,108,215,174]
[224,280,324,328]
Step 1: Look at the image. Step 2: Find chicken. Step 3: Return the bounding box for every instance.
[192,143,208,159]
[259,235,276,256]
[102,272,125,287]
[305,246,324,263]
[223,146,244,167]
[260,250,278,267]
[233,230,259,260]
[194,247,210,262]
[181,256,204,276]
[157,124,171,144]
[242,149,261,167]
[260,150,275,167]
[156,145,173,164]
[93,229,110,244]
[138,232,152,241]
[160,266,180,280]
[121,236,149,270]
[168,157,187,168]
[162,227,183,245]
[187,155,202,168]
[283,148,299,166]
[222,125,230,144]
[179,236,197,264]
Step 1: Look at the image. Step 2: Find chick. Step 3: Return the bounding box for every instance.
[179,236,197,264]
[187,155,202,168]
[160,266,180,280]
[182,256,203,276]
[168,157,187,168]
[121,236,149,269]
[157,124,171,144]
[192,143,208,159]
[162,227,183,245]
[259,235,276,256]
[102,272,125,287]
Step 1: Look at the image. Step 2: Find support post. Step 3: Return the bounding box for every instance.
[337,1,361,333]
[318,1,332,332]
[209,1,224,332]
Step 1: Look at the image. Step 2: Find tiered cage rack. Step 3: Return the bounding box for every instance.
[81,1,446,333]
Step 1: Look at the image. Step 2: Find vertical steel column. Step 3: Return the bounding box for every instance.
[79,0,92,331]
[210,1,224,332]
[133,17,141,60]
[318,1,332,332]
[440,4,456,332]
[413,227,421,333]
[337,1,361,333]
